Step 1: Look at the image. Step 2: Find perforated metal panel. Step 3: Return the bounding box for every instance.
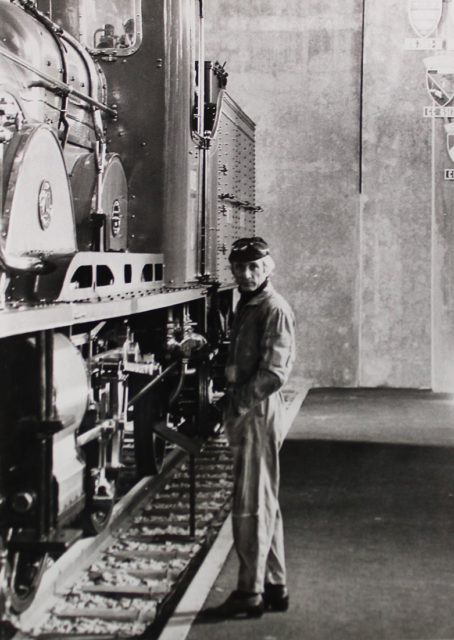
[213,93,257,283]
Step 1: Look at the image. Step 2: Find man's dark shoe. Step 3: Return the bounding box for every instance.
[203,590,264,618]
[263,583,289,611]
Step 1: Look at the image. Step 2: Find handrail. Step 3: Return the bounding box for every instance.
[0,47,116,117]
[128,361,178,408]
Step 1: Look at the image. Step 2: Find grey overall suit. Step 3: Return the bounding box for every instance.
[223,281,296,594]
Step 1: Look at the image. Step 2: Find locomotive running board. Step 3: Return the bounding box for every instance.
[0,286,208,339]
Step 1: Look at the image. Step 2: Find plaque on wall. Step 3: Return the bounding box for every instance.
[424,56,454,107]
[404,37,442,50]
[424,106,454,117]
[444,122,454,163]
[408,0,443,38]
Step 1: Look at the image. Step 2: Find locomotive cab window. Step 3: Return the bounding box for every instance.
[78,0,142,56]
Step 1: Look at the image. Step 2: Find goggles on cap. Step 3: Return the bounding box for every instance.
[228,236,270,263]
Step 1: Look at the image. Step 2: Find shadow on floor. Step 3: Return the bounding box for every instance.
[189,389,454,640]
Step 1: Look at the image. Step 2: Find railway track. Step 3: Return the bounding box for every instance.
[0,388,305,640]
[4,433,234,639]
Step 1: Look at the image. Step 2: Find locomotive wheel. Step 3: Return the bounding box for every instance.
[197,359,212,434]
[179,358,216,437]
[133,388,166,478]
[9,550,48,613]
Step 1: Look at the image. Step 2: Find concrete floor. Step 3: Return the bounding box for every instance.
[186,389,454,640]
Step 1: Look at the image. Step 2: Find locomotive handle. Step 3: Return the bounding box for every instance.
[127,361,178,408]
[38,330,54,423]
[37,330,60,537]
[0,49,116,117]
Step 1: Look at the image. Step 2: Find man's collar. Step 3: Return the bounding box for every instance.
[238,281,273,307]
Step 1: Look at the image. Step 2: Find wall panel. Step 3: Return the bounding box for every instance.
[205,1,362,387]
[205,1,453,391]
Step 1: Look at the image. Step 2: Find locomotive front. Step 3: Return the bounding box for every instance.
[0,0,258,618]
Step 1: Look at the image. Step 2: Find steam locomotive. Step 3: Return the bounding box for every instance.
[0,0,257,614]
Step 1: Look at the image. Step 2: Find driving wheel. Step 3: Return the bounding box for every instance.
[132,386,166,477]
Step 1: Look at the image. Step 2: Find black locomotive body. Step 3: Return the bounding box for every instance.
[0,0,257,614]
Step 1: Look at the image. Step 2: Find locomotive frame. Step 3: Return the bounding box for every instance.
[0,0,258,615]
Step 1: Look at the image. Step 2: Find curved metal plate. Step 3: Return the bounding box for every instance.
[3,125,76,258]
[53,333,89,431]
[101,154,128,251]
[69,152,97,251]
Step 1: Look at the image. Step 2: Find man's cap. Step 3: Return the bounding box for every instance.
[228,236,270,263]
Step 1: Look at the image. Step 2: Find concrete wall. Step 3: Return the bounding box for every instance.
[204,1,454,391]
[433,87,454,391]
[360,2,432,388]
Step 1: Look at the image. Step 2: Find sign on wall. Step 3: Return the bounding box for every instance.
[445,122,454,163]
[424,56,454,106]
[408,0,443,38]
[423,56,454,170]
[405,0,443,49]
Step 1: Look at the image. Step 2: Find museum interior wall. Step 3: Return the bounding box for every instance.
[204,0,454,392]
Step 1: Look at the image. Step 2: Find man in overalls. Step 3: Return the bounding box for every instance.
[208,236,296,618]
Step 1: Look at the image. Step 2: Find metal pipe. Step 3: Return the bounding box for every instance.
[189,454,196,538]
[37,330,55,537]
[168,359,187,408]
[45,330,54,421]
[0,48,116,116]
[0,140,3,214]
[76,420,114,448]
[38,330,54,422]
[200,146,207,275]
[198,0,205,138]
[127,361,178,408]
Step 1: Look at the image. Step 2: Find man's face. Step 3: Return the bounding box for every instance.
[231,258,268,292]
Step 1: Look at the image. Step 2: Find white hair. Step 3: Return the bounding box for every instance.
[262,254,275,276]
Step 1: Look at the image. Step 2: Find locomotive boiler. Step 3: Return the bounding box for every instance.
[0,0,258,614]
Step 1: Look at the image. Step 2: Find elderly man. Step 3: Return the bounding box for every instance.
[209,236,296,618]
